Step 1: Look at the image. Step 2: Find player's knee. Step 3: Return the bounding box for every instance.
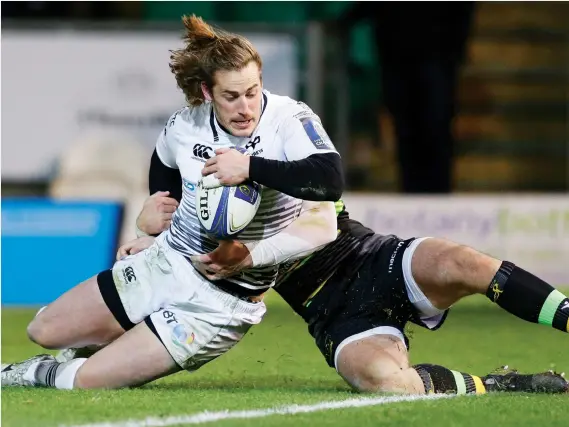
[434,242,489,295]
[26,318,60,350]
[348,361,409,394]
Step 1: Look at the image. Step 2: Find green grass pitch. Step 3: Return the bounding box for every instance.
[2,290,568,427]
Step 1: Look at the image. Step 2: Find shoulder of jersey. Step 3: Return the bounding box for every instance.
[164,104,211,136]
[263,91,320,128]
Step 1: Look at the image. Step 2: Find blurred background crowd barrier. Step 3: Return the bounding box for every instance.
[2,1,568,305]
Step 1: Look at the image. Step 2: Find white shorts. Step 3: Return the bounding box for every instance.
[103,233,266,371]
[402,237,447,329]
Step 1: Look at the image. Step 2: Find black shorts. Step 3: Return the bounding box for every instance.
[304,235,447,368]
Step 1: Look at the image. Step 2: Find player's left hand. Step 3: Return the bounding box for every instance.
[201,147,250,188]
[116,236,156,260]
[190,240,253,280]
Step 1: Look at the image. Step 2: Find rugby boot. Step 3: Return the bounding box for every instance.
[1,354,56,387]
[483,365,568,394]
[55,346,100,363]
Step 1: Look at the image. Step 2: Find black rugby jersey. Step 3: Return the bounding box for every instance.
[274,201,385,312]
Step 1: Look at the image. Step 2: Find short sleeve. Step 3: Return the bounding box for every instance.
[280,102,339,161]
[155,110,181,169]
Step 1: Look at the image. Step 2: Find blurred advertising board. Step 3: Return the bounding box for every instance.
[1,199,124,305]
[2,29,298,181]
[341,194,569,285]
[4,195,565,305]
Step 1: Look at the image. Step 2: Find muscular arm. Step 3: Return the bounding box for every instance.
[248,152,344,202]
[191,199,338,279]
[243,200,338,267]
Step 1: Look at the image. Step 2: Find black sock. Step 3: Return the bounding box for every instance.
[486,261,569,333]
[413,364,486,395]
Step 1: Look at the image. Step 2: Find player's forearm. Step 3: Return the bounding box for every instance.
[243,201,338,267]
[248,153,344,201]
[138,150,182,237]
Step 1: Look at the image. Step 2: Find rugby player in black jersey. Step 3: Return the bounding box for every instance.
[113,195,568,396]
[272,201,569,395]
[6,15,565,393]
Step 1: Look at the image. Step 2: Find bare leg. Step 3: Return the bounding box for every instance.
[27,274,124,350]
[335,334,514,395]
[5,321,180,389]
[408,238,500,310]
[407,237,569,337]
[73,322,180,389]
[336,335,425,394]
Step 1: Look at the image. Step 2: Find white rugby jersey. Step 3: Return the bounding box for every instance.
[155,90,338,291]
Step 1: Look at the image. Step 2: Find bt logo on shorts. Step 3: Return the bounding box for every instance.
[123,266,136,283]
[163,310,178,325]
[192,144,213,161]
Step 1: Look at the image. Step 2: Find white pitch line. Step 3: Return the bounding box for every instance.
[61,393,455,427]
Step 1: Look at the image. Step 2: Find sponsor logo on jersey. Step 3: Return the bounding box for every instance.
[245,136,261,150]
[293,101,316,120]
[192,144,213,161]
[300,117,334,150]
[164,108,185,136]
[244,136,263,156]
[183,179,196,192]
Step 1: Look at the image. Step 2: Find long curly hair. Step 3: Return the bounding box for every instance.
[169,15,263,106]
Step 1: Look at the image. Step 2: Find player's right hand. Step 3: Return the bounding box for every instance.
[190,240,253,280]
[136,191,179,235]
[116,236,156,260]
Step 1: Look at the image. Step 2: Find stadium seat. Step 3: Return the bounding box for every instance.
[49,134,150,244]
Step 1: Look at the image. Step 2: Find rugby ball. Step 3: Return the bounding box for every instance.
[196,179,262,240]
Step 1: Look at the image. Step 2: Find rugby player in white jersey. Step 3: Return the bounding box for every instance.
[6,16,568,396]
[1,16,343,390]
[116,194,569,396]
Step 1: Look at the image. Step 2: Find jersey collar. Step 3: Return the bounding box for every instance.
[209,91,268,143]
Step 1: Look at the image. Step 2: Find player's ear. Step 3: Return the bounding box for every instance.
[201,82,213,102]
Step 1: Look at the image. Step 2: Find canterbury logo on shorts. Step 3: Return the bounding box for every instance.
[123,266,137,283]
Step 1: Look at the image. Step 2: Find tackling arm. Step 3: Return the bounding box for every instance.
[243,200,338,267]
[190,199,338,280]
